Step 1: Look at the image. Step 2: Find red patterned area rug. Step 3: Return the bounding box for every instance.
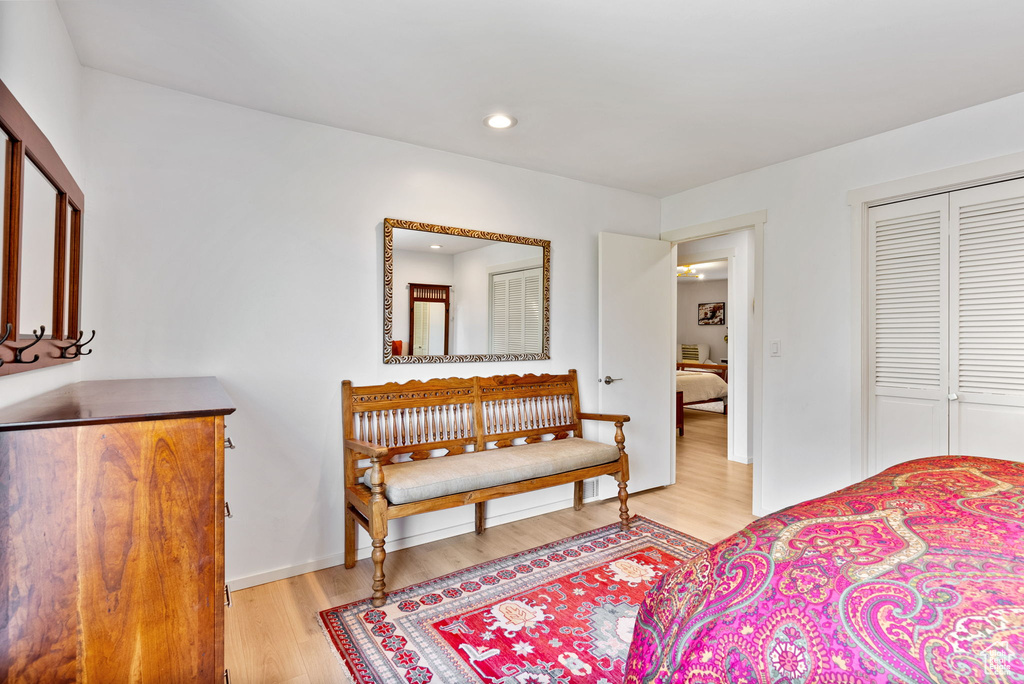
[319,516,709,684]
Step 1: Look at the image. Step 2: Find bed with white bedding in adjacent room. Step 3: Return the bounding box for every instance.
[674,365,727,435]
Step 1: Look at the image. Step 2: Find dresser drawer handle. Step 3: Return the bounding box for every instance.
[224,501,233,518]
[224,437,236,450]
[224,584,232,607]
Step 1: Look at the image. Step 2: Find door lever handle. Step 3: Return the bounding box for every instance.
[601,376,622,385]
[947,393,958,401]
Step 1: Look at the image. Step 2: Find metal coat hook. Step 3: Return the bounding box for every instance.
[13,326,45,364]
[58,329,85,359]
[76,330,96,357]
[57,329,95,359]
[0,322,10,367]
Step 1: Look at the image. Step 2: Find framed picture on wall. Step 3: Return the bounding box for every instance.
[698,302,725,325]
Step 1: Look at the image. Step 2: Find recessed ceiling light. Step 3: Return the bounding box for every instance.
[484,113,517,129]
[430,244,442,249]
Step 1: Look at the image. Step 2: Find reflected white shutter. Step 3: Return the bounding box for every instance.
[507,275,524,353]
[869,196,948,389]
[523,269,542,353]
[490,267,543,354]
[490,277,508,353]
[952,179,1024,395]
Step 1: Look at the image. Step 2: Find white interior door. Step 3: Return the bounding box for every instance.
[949,178,1024,461]
[598,232,675,493]
[867,195,949,471]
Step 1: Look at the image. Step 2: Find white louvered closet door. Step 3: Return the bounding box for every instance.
[868,195,950,470]
[949,178,1024,459]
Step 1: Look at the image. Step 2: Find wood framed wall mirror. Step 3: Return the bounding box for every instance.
[1,78,88,376]
[383,218,550,363]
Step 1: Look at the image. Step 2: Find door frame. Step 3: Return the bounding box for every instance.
[661,210,766,516]
[849,150,1024,480]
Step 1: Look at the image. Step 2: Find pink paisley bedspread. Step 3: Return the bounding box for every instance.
[624,456,1024,683]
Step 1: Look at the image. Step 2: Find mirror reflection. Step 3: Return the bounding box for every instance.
[385,219,550,362]
[64,201,73,335]
[1,129,7,244]
[19,159,57,338]
[409,283,450,355]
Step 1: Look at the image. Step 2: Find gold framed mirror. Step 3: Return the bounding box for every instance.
[383,218,550,363]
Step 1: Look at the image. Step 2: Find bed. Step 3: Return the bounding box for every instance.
[624,455,1024,683]
[675,364,728,435]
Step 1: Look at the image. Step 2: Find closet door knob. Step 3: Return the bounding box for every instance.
[947,393,958,401]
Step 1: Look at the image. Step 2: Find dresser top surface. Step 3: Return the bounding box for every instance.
[0,377,236,431]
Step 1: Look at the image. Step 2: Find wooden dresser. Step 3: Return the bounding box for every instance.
[0,377,236,683]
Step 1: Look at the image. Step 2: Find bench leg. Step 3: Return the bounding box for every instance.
[617,479,630,531]
[573,481,584,511]
[613,420,631,531]
[344,505,357,569]
[369,460,389,607]
[475,502,486,534]
[370,535,387,607]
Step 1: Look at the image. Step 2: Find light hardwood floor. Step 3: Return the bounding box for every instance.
[224,409,754,683]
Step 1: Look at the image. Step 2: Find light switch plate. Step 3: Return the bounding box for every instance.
[769,340,782,357]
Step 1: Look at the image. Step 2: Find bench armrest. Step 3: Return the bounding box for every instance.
[344,438,389,459]
[578,412,630,423]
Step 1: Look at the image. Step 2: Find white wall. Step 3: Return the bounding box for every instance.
[80,69,661,588]
[392,249,454,353]
[676,279,728,362]
[662,89,1024,514]
[0,2,84,407]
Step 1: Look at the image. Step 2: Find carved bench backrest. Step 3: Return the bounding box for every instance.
[342,371,584,484]
[478,374,582,447]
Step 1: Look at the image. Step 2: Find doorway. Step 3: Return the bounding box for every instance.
[674,249,733,461]
[595,214,765,516]
[661,211,765,516]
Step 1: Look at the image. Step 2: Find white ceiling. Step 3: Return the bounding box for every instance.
[57,0,1024,197]
[394,228,503,255]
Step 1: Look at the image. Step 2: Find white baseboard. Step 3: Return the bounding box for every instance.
[227,494,603,591]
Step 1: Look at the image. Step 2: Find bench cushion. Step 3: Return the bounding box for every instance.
[362,438,621,505]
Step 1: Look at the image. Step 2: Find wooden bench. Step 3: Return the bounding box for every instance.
[342,370,630,606]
